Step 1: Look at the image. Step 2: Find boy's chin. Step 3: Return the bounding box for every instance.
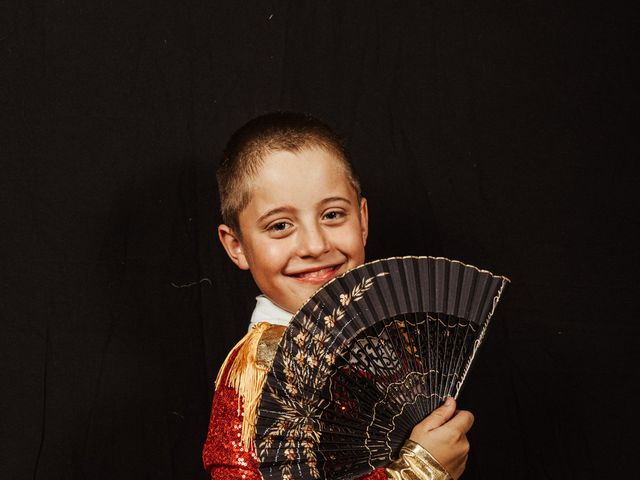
[274,268,345,312]
[275,288,326,314]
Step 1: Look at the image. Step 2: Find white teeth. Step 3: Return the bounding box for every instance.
[299,267,332,278]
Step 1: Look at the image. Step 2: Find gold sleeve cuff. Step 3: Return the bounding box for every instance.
[385,440,452,480]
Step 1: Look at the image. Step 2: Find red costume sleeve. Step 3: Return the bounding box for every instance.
[203,348,262,479]
[203,348,389,480]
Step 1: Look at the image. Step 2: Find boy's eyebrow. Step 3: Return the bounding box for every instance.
[256,206,294,224]
[256,197,352,224]
[318,196,352,206]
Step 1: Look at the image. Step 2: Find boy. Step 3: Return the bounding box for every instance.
[203,112,473,479]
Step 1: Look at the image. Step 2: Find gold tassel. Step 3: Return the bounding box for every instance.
[215,322,273,452]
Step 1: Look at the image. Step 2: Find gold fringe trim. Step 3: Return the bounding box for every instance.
[214,322,274,452]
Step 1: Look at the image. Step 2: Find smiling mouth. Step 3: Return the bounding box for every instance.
[289,265,342,283]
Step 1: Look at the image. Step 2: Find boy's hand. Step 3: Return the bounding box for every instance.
[408,397,474,480]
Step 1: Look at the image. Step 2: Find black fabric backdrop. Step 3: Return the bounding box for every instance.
[1,1,638,479]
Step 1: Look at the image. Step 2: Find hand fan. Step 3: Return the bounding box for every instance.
[256,256,509,480]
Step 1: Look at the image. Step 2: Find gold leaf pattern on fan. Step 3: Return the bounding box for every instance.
[257,273,383,479]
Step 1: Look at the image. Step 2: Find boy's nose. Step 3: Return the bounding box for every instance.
[296,225,330,258]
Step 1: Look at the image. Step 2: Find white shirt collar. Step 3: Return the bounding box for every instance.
[248,295,293,331]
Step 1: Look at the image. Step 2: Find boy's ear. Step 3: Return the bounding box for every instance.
[359,197,369,246]
[218,224,250,270]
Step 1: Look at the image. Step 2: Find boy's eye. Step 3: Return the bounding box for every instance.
[269,222,290,232]
[323,210,344,221]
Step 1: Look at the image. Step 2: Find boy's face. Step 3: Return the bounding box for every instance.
[219,147,368,313]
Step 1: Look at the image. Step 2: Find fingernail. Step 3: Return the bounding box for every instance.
[445,397,453,406]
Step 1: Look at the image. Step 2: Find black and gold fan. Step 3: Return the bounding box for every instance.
[256,256,509,480]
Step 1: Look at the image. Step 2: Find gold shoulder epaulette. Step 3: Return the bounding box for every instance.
[215,322,286,451]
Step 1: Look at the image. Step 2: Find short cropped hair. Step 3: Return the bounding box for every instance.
[217,112,362,233]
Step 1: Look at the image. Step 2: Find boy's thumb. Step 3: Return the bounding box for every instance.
[420,397,456,431]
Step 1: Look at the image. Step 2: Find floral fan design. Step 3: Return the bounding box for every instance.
[256,257,509,480]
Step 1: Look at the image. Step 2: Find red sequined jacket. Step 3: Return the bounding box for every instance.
[202,341,388,479]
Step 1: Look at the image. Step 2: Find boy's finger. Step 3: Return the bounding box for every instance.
[419,397,457,431]
[446,410,475,433]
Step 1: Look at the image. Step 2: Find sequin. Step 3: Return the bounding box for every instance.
[203,336,388,479]
[203,349,261,479]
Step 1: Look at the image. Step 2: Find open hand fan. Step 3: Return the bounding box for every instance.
[256,256,509,480]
